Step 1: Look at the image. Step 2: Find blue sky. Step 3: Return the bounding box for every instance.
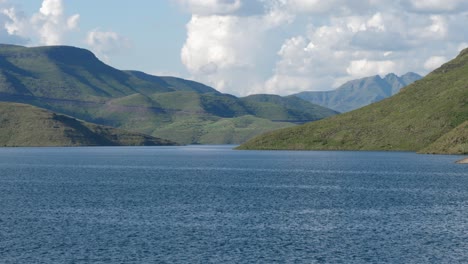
[1,0,467,96]
[1,1,191,77]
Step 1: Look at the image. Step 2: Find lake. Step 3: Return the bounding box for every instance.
[0,146,467,263]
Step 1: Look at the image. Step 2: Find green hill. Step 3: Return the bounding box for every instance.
[0,44,337,144]
[240,94,339,122]
[238,48,468,154]
[294,72,421,112]
[420,121,468,154]
[0,44,213,99]
[0,102,176,147]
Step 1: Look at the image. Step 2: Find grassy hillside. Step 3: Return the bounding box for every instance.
[241,94,339,122]
[0,102,176,147]
[0,44,338,144]
[0,45,216,99]
[238,48,468,154]
[153,115,294,145]
[420,121,468,154]
[294,72,421,112]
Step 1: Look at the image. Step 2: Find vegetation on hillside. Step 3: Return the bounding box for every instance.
[0,102,176,147]
[0,44,337,144]
[420,121,468,154]
[241,94,339,121]
[238,48,468,154]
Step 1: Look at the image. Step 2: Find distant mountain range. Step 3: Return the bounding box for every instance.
[239,48,468,154]
[294,72,422,112]
[0,44,338,145]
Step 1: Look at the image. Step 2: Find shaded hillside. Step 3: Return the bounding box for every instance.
[125,71,219,94]
[0,102,176,147]
[294,72,421,112]
[0,44,214,99]
[0,44,337,144]
[238,48,468,154]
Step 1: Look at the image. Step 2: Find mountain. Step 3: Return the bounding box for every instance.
[238,48,468,154]
[0,44,216,99]
[0,102,177,147]
[294,72,422,112]
[0,44,338,144]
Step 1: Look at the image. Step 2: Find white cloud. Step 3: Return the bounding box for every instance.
[346,59,397,77]
[33,0,80,45]
[175,0,242,15]
[424,56,447,70]
[86,29,131,62]
[263,15,394,93]
[67,14,79,29]
[404,0,468,13]
[285,0,395,16]
[1,4,31,40]
[39,0,63,17]
[180,6,292,94]
[177,0,468,96]
[366,12,386,32]
[287,0,341,14]
[423,15,448,39]
[0,0,79,45]
[264,74,316,95]
[181,15,253,74]
[0,6,28,44]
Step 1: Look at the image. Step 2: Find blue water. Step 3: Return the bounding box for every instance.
[0,146,467,263]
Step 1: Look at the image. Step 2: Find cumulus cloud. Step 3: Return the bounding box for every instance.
[180,3,292,94]
[420,15,448,39]
[0,0,79,45]
[33,0,80,45]
[259,13,407,93]
[86,29,131,62]
[177,0,468,95]
[266,11,466,94]
[181,15,263,74]
[0,0,130,64]
[1,5,29,43]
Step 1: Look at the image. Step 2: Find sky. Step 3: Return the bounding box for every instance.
[0,0,467,96]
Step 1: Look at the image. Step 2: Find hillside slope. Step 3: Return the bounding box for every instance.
[294,72,421,112]
[0,102,176,147]
[0,44,337,144]
[420,121,468,154]
[0,44,217,99]
[239,48,468,154]
[241,94,339,122]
